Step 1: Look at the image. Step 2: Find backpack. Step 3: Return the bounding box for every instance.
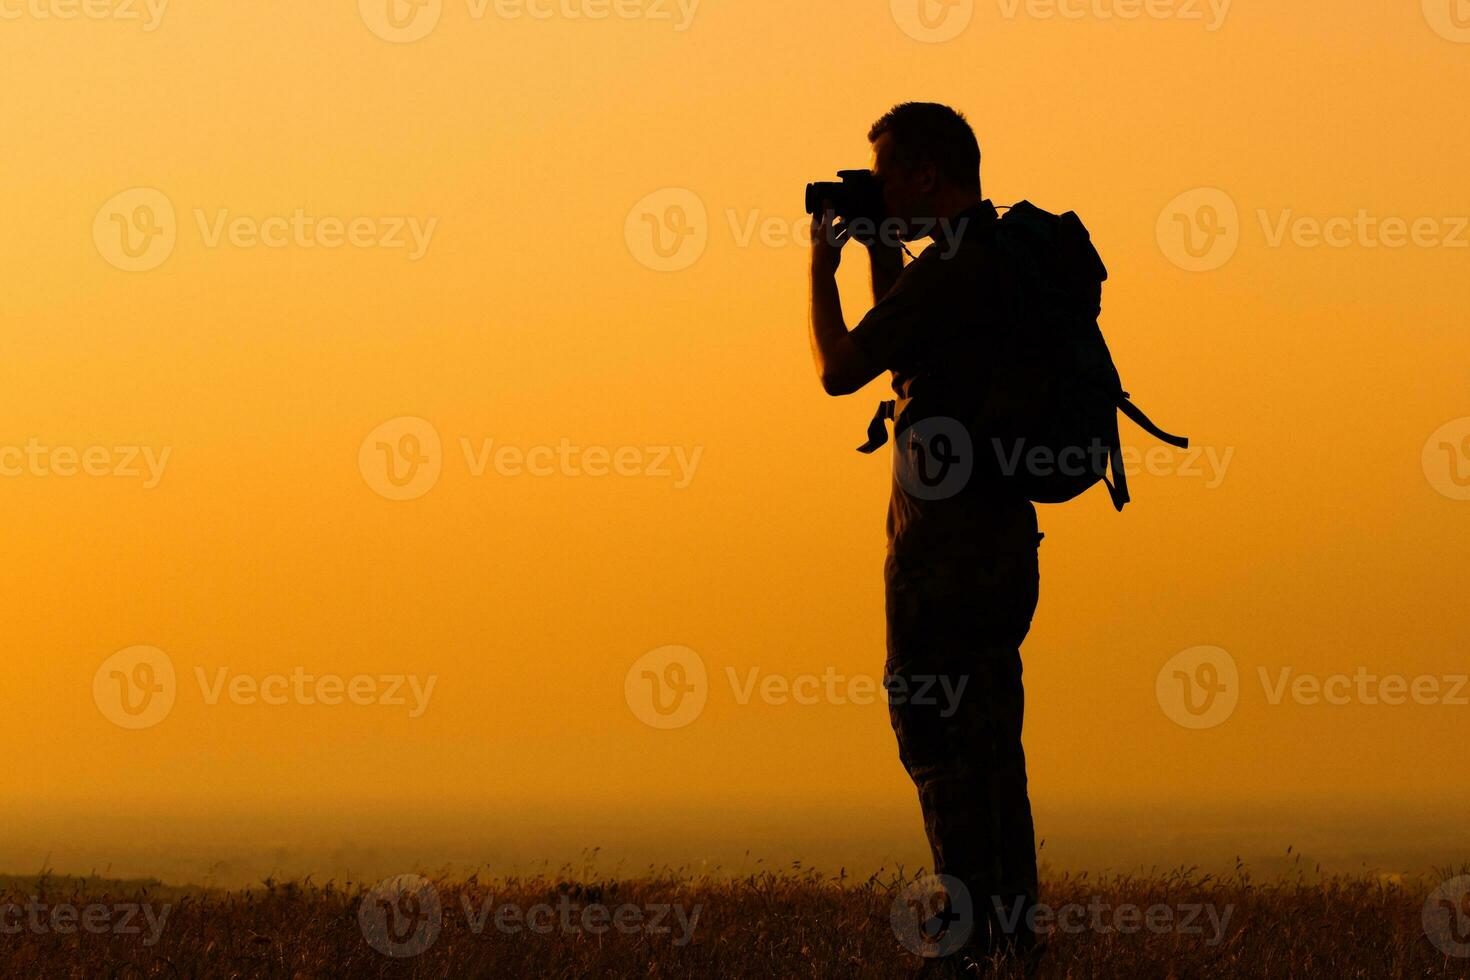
[856,200,1187,511]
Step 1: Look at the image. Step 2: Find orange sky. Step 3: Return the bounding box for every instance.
[2,0,1467,881]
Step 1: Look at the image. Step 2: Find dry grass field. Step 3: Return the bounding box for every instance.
[3,861,1468,978]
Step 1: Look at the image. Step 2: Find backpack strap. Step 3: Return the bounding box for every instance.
[856,400,896,454]
[856,381,915,454]
[1103,409,1130,512]
[1118,393,1189,449]
[1105,393,1189,512]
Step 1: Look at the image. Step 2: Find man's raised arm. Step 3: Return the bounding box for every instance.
[868,237,905,305]
[807,207,884,397]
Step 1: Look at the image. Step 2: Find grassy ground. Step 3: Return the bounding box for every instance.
[2,863,1468,978]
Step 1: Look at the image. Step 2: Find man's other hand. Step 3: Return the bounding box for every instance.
[810,202,849,279]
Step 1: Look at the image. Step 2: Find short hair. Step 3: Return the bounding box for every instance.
[868,102,981,193]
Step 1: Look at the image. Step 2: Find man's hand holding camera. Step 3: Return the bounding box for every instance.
[810,201,852,279]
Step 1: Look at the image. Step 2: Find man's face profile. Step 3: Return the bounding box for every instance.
[871,131,938,242]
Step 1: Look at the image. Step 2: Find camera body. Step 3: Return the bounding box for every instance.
[804,169,885,226]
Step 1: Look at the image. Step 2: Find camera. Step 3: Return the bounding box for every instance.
[804,169,885,225]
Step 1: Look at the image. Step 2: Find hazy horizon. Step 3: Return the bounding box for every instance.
[7,795,1463,890]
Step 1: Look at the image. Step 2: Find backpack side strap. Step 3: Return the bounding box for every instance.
[1118,393,1189,449]
[1104,412,1130,512]
[1107,393,1189,511]
[857,400,897,454]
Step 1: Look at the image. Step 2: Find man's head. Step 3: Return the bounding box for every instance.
[868,102,982,239]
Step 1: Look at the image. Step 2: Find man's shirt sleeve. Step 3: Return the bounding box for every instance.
[848,249,952,373]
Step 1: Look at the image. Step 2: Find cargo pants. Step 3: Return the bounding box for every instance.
[884,538,1042,956]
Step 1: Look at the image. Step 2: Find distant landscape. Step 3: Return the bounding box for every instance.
[5,797,1460,892]
[6,798,1468,975]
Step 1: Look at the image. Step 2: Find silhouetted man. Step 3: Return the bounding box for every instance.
[807,102,1042,964]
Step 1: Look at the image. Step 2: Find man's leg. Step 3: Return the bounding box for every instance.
[885,548,1041,957]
